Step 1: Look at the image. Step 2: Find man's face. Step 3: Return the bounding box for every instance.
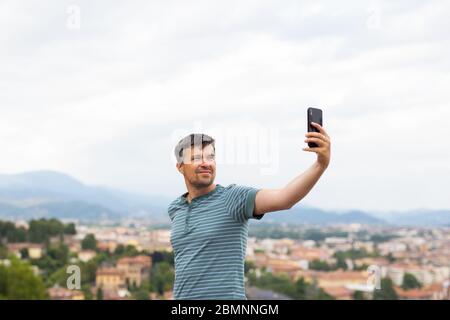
[177,144,216,188]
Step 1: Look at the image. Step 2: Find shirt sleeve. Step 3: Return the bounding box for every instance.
[167,200,178,222]
[224,184,265,223]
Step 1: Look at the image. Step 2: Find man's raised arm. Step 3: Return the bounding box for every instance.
[254,122,331,216]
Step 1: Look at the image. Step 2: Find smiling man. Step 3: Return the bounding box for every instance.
[168,125,331,300]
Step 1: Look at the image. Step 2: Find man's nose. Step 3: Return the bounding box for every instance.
[199,160,212,168]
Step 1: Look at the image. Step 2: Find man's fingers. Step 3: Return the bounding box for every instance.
[304,137,327,147]
[305,132,329,142]
[311,122,330,138]
[302,147,321,152]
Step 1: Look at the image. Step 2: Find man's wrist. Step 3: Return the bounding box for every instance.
[315,159,329,171]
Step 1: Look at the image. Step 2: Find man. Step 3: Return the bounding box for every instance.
[168,123,331,299]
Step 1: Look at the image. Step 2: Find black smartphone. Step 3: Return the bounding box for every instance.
[307,107,323,148]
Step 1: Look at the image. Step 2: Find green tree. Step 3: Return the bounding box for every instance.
[370,234,397,243]
[0,221,27,242]
[386,253,396,263]
[244,260,256,275]
[334,248,373,260]
[114,244,125,255]
[64,223,76,235]
[309,259,333,271]
[373,278,399,300]
[133,287,150,300]
[113,244,140,258]
[0,257,47,299]
[80,260,97,285]
[31,243,69,278]
[247,270,333,300]
[81,234,97,250]
[96,287,103,300]
[28,219,53,243]
[19,248,29,259]
[27,218,74,243]
[150,262,174,295]
[335,255,348,270]
[151,251,174,266]
[46,265,70,288]
[31,255,61,278]
[353,290,366,300]
[294,277,307,299]
[401,273,422,290]
[81,284,93,300]
[0,244,8,259]
[47,243,69,264]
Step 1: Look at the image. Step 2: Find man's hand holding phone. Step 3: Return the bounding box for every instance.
[303,122,331,169]
[304,107,331,169]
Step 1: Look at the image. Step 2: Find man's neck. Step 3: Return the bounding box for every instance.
[185,183,216,203]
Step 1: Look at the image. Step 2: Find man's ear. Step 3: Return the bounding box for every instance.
[176,163,184,174]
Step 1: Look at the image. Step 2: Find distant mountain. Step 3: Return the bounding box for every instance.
[0,170,171,222]
[0,200,119,221]
[28,201,120,221]
[260,206,387,226]
[337,210,387,224]
[0,170,171,210]
[382,209,450,227]
[0,202,26,216]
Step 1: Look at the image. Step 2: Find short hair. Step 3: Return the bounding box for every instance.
[174,133,215,164]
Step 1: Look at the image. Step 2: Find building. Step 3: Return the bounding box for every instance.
[395,283,448,300]
[300,270,369,294]
[265,258,303,279]
[117,255,152,287]
[48,285,85,300]
[149,290,173,300]
[143,230,172,252]
[6,243,44,259]
[68,241,81,254]
[246,286,293,300]
[323,286,353,300]
[95,267,126,292]
[97,240,118,253]
[290,246,331,262]
[386,263,446,286]
[49,234,77,246]
[78,249,97,262]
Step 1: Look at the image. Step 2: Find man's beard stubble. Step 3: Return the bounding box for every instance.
[189,175,215,189]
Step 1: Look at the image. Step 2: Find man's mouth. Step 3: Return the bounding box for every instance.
[198,170,211,174]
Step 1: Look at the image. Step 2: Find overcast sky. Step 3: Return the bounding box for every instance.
[1,0,449,212]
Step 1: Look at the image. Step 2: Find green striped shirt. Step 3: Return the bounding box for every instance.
[168,184,264,300]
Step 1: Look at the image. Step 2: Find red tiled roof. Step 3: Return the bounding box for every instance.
[117,255,151,266]
[96,267,124,276]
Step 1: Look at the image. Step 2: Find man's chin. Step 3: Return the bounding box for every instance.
[192,179,214,188]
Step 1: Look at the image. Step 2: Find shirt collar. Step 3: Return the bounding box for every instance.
[179,184,222,204]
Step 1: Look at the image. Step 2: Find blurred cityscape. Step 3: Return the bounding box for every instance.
[1,218,449,300]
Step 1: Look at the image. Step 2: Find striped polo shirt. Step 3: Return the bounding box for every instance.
[168,183,264,300]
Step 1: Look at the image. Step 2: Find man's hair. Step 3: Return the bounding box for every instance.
[174,133,215,164]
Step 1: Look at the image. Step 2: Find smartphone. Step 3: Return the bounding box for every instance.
[307,107,323,148]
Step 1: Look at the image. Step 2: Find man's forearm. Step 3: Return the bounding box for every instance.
[281,161,327,209]
[254,123,331,215]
